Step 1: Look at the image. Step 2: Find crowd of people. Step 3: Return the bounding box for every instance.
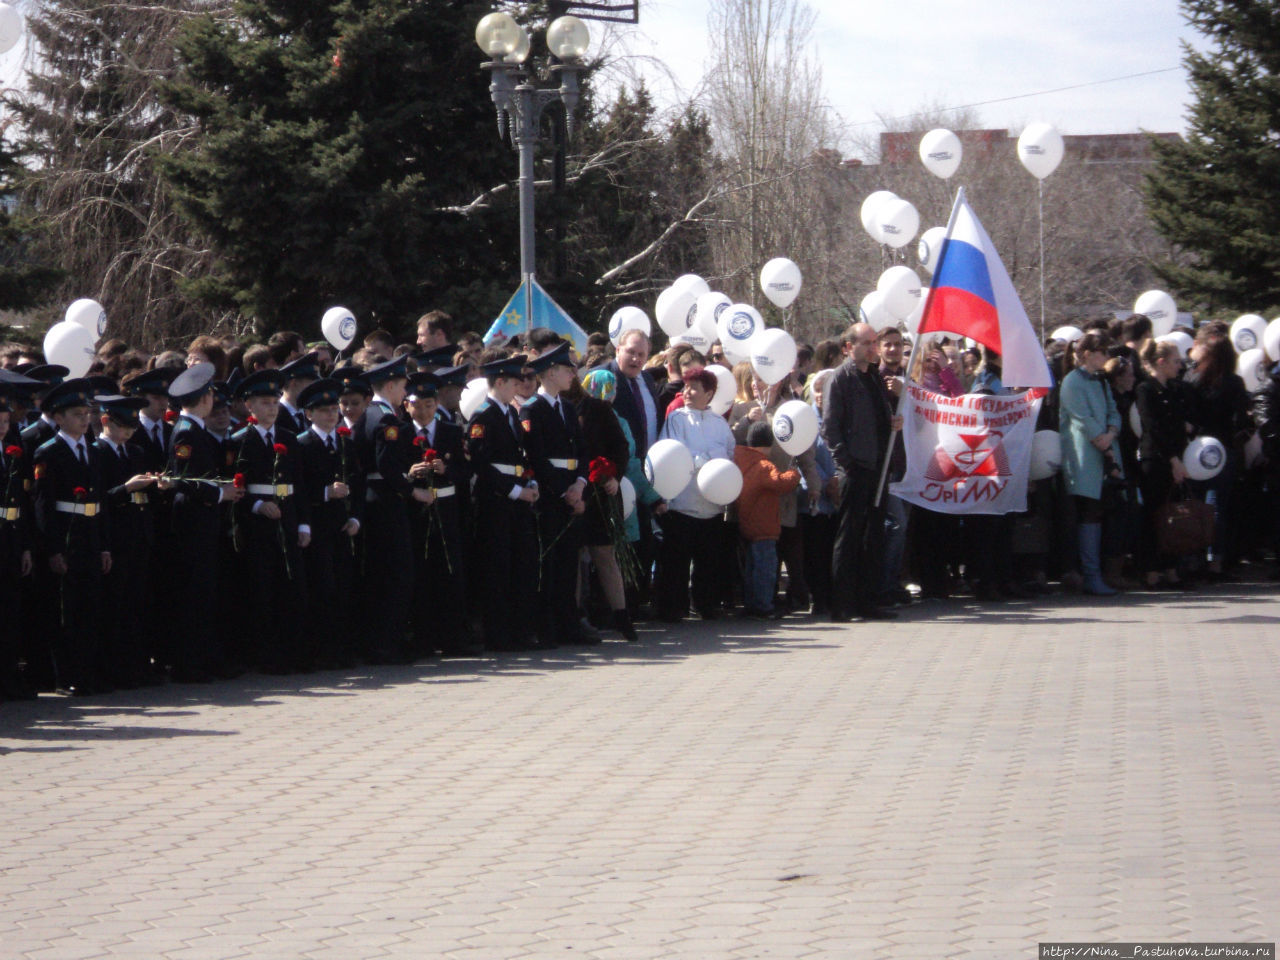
[2,306,1278,700]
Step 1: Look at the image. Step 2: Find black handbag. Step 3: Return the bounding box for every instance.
[1153,485,1214,557]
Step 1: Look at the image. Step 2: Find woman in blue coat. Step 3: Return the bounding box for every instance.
[1059,332,1122,595]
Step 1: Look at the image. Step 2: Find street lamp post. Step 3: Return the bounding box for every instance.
[475,13,590,336]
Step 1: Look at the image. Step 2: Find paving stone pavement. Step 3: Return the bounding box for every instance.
[2,582,1279,959]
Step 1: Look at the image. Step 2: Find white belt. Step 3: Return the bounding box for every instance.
[130,492,149,505]
[548,458,578,470]
[493,463,526,477]
[366,472,383,481]
[434,485,456,499]
[247,483,294,497]
[55,501,100,517]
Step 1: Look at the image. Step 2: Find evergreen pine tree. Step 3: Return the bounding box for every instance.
[159,0,523,336]
[1144,0,1280,312]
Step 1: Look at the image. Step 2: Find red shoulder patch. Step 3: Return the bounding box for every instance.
[520,418,531,432]
[175,444,192,460]
[384,426,399,442]
[33,463,46,480]
[469,423,485,439]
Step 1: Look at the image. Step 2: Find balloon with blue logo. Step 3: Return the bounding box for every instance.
[750,328,797,386]
[1050,325,1085,343]
[859,290,894,332]
[696,458,743,506]
[710,363,736,415]
[655,285,697,339]
[645,438,696,500]
[1230,314,1266,354]
[874,197,920,249]
[916,226,947,275]
[66,298,107,338]
[694,291,731,342]
[322,306,358,351]
[1265,318,1280,363]
[1236,347,1267,392]
[608,305,650,347]
[1017,123,1064,180]
[877,265,922,321]
[760,258,802,309]
[860,191,898,243]
[919,129,962,180]
[772,399,818,456]
[43,320,96,378]
[671,274,711,299]
[619,477,636,519]
[1133,290,1177,337]
[717,303,762,364]
[1183,436,1226,481]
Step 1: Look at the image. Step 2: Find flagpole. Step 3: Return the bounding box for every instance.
[873,186,966,509]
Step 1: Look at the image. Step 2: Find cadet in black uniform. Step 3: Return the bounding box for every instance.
[521,342,596,646]
[357,355,431,663]
[404,371,479,657]
[31,379,110,695]
[295,377,364,668]
[467,356,540,651]
[277,353,320,436]
[229,369,311,673]
[0,385,36,699]
[94,394,161,688]
[165,363,246,682]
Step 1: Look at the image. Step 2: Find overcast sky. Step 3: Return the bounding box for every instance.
[606,0,1195,157]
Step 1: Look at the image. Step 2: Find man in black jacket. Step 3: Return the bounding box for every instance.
[821,323,903,622]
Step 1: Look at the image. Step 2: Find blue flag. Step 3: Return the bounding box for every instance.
[483,279,589,353]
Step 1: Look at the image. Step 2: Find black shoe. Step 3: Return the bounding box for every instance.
[858,607,899,621]
[612,610,638,641]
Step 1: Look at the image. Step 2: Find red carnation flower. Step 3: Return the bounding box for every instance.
[4,445,21,459]
[233,473,246,489]
[246,415,258,426]
[163,410,178,423]
[413,435,427,447]
[421,447,438,463]
[336,426,351,438]
[73,486,88,500]
[588,456,617,485]
[272,443,288,456]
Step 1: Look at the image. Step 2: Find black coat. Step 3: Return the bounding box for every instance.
[467,398,533,501]
[33,434,108,557]
[519,393,587,504]
[295,426,365,538]
[94,437,154,554]
[822,361,893,473]
[596,360,661,459]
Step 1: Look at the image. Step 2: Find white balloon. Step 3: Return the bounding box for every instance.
[709,363,736,416]
[860,190,898,242]
[1050,325,1085,343]
[42,320,96,379]
[874,197,920,249]
[1265,318,1280,363]
[919,128,962,179]
[1029,430,1062,481]
[1129,402,1143,440]
[65,298,106,338]
[859,290,895,332]
[772,399,819,457]
[0,4,23,56]
[877,265,922,321]
[904,287,929,335]
[1230,313,1266,354]
[644,438,696,500]
[760,257,802,309]
[1133,290,1178,337]
[749,328,797,386]
[1157,331,1193,360]
[1237,347,1268,392]
[655,285,698,339]
[459,377,490,421]
[917,226,947,275]
[671,273,711,299]
[694,291,732,342]
[608,305,651,347]
[695,457,743,506]
[1017,122,1065,179]
[1183,436,1226,481]
[717,303,763,364]
[321,306,357,350]
[619,476,636,520]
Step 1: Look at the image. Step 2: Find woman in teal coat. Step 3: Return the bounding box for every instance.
[1059,331,1122,595]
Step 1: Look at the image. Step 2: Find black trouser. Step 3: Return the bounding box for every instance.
[362,494,414,661]
[304,508,358,665]
[801,512,835,612]
[102,512,152,685]
[53,543,103,690]
[475,495,537,649]
[240,511,307,670]
[654,511,723,620]
[831,464,883,617]
[168,505,226,675]
[0,520,26,687]
[536,505,582,645]
[409,498,469,653]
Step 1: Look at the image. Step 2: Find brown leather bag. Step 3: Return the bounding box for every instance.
[1153,486,1214,557]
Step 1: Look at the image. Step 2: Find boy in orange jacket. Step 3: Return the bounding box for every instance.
[734,422,801,618]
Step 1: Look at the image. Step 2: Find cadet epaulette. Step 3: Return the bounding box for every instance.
[33,437,59,458]
[230,427,251,442]
[476,400,493,414]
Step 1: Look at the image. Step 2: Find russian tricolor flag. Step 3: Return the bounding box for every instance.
[918,191,1052,389]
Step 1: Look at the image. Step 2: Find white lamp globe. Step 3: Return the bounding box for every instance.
[506,27,531,64]
[547,16,590,60]
[475,12,523,57]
